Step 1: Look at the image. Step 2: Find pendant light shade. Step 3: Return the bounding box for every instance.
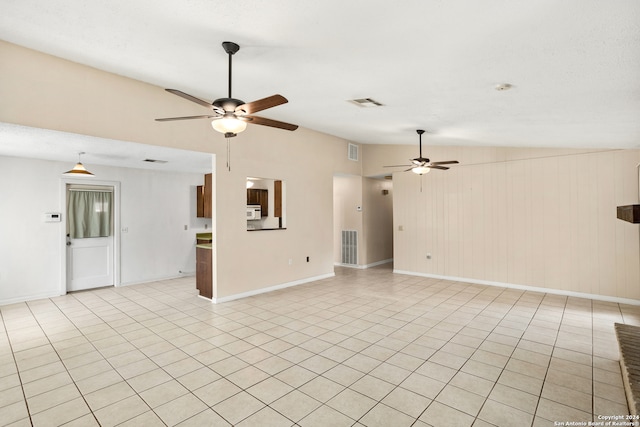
[63,152,95,177]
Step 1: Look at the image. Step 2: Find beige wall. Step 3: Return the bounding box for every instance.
[365,144,640,301]
[0,41,360,300]
[3,40,639,302]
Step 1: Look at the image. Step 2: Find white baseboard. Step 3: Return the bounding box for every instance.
[212,272,336,304]
[393,269,640,307]
[0,290,62,306]
[118,273,191,287]
[335,258,394,270]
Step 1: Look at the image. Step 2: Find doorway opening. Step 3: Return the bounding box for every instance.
[62,181,120,294]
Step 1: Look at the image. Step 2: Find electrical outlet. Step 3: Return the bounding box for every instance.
[288,258,293,265]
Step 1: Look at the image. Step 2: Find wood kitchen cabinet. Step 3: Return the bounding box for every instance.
[247,188,268,216]
[274,180,282,218]
[197,173,212,218]
[196,246,212,299]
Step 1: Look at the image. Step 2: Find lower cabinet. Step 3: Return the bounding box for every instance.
[196,246,212,299]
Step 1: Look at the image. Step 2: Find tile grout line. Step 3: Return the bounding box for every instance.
[0,306,34,427]
[1,269,635,426]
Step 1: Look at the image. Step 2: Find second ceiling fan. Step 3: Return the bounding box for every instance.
[385,130,459,175]
[156,41,298,137]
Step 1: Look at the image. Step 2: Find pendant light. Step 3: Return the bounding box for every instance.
[63,152,95,177]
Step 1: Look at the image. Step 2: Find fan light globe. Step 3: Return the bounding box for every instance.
[412,166,431,175]
[211,116,247,134]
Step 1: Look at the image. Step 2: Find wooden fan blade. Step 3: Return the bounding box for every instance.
[236,95,288,115]
[155,115,217,122]
[165,89,214,109]
[244,115,298,131]
[384,165,412,168]
[429,165,450,170]
[430,160,459,166]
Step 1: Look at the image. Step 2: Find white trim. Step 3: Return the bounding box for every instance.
[334,263,363,269]
[334,259,393,270]
[118,274,189,287]
[0,291,62,306]
[393,270,640,307]
[364,259,393,268]
[212,272,336,304]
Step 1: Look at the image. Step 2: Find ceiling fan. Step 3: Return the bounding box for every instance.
[156,41,298,137]
[385,129,459,175]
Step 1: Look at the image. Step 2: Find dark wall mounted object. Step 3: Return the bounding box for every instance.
[617,205,640,223]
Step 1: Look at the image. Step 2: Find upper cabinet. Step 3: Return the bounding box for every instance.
[197,173,212,218]
[247,188,268,216]
[274,180,283,218]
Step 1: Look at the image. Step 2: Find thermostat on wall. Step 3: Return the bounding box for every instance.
[44,212,61,222]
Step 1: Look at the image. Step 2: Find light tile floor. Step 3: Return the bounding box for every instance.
[1,265,639,426]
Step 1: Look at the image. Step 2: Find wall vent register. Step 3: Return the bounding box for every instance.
[341,230,358,265]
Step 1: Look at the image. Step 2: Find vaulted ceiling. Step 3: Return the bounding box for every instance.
[1,0,639,150]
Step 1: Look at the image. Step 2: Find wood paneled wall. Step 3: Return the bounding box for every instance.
[393,149,640,301]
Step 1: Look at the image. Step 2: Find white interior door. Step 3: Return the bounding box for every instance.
[67,236,114,291]
[66,185,115,292]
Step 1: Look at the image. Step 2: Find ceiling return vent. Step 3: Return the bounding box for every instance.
[348,143,359,161]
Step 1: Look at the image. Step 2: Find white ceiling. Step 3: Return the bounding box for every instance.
[1,0,640,155]
[0,122,213,174]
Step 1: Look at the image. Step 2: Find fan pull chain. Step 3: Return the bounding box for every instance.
[226,136,231,171]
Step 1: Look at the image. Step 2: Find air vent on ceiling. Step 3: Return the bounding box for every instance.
[143,159,168,164]
[348,143,359,161]
[348,98,383,108]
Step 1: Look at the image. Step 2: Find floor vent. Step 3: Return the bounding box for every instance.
[615,323,640,415]
[348,143,359,161]
[341,230,358,265]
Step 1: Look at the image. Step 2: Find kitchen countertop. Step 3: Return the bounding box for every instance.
[196,243,212,249]
[196,232,213,241]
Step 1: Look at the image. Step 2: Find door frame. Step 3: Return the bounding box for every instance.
[60,178,121,295]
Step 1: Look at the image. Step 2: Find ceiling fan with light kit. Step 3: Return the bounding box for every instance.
[156,41,298,138]
[385,129,459,175]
